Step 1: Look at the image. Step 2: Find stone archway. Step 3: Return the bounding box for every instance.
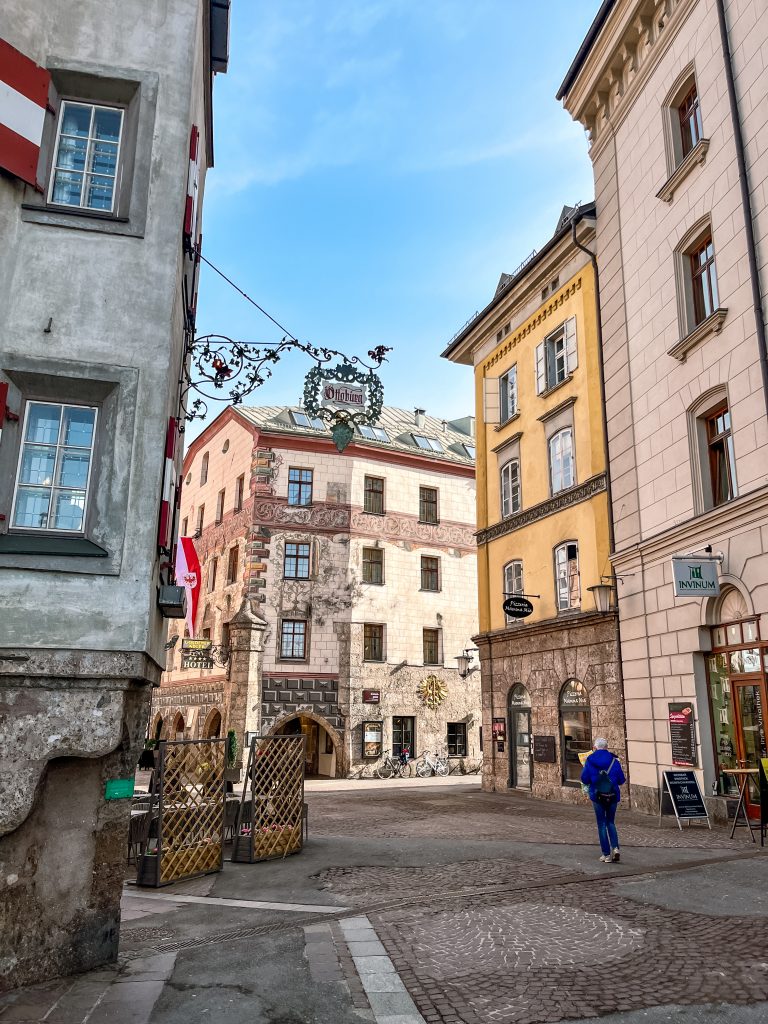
[151,712,164,741]
[267,710,345,778]
[172,712,185,740]
[202,708,222,738]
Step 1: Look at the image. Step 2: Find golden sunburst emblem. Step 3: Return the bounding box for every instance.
[418,675,447,709]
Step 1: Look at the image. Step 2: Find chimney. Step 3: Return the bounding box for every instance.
[414,408,426,429]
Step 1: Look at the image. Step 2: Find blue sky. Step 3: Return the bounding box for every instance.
[189,1,598,441]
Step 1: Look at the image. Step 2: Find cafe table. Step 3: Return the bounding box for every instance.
[721,767,760,843]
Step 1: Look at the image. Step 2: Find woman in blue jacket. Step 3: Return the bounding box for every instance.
[581,738,626,863]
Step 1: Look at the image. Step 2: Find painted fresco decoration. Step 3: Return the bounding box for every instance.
[181,330,389,440]
[418,675,448,709]
[303,361,385,452]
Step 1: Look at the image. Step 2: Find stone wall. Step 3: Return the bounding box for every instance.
[479,612,624,803]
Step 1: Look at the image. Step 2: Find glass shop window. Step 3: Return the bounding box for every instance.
[559,680,591,785]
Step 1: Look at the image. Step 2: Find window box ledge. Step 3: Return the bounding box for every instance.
[0,534,108,557]
[668,307,728,362]
[494,411,520,432]
[656,138,710,203]
[538,374,573,401]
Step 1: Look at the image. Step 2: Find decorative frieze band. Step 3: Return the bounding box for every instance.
[477,473,607,546]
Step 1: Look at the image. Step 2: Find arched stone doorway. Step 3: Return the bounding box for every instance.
[269,712,341,778]
[152,713,164,741]
[172,712,185,740]
[203,708,222,739]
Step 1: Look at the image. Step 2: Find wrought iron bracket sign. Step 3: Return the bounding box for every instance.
[503,595,534,618]
[303,360,385,452]
[179,333,389,450]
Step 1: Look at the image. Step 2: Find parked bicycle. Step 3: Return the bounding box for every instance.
[375,749,413,780]
[415,750,449,778]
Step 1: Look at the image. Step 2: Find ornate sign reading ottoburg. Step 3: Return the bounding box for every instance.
[503,595,534,618]
[304,361,384,452]
[180,638,214,670]
[671,557,720,597]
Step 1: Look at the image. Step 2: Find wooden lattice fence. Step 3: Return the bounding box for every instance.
[231,734,305,863]
[136,738,225,886]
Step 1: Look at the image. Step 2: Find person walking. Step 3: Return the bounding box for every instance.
[581,738,626,863]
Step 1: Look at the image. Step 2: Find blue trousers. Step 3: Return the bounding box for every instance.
[592,799,619,856]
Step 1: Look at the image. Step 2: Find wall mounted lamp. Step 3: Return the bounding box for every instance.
[455,647,479,679]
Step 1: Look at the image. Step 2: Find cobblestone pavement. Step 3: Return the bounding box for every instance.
[1,782,766,1024]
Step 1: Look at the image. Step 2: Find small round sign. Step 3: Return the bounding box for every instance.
[503,595,534,618]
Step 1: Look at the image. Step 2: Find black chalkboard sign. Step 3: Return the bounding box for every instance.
[660,770,710,829]
[668,702,697,767]
[533,735,556,763]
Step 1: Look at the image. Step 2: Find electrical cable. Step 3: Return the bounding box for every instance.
[196,248,299,341]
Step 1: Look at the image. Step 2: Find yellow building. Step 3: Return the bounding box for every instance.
[443,203,625,802]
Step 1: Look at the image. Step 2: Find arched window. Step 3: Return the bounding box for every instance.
[173,712,185,740]
[153,714,164,740]
[549,429,574,494]
[204,709,222,739]
[559,680,591,786]
[200,452,209,486]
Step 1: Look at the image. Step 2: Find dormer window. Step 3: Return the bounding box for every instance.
[413,434,444,453]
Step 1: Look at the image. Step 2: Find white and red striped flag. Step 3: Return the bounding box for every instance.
[0,38,50,187]
[176,536,201,639]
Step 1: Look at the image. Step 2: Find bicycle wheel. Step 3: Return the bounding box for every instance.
[416,760,433,778]
[435,760,449,777]
[376,760,394,780]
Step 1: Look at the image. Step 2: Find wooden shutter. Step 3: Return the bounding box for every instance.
[535,343,545,394]
[565,317,577,373]
[483,376,500,425]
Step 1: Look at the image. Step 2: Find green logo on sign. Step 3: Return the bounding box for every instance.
[689,565,703,580]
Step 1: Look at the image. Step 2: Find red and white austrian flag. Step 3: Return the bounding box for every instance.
[176,536,201,639]
[0,38,50,187]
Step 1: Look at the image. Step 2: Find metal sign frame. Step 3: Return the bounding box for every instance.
[659,769,711,830]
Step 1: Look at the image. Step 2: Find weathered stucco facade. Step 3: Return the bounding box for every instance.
[158,405,481,775]
[444,205,625,803]
[0,0,228,988]
[560,0,768,816]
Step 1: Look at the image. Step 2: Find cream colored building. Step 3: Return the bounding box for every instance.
[157,405,480,777]
[559,0,768,817]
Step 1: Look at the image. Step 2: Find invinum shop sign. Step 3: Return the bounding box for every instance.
[671,557,721,598]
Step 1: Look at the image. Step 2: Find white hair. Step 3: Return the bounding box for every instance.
[594,737,609,749]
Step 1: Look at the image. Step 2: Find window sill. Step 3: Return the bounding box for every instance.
[277,657,308,663]
[538,375,573,400]
[362,581,385,586]
[362,510,386,517]
[656,138,710,203]
[418,520,440,526]
[0,534,108,557]
[494,411,520,432]
[419,588,441,594]
[668,307,728,362]
[20,202,142,238]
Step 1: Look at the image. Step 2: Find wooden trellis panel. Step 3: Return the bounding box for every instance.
[136,738,225,887]
[231,735,305,863]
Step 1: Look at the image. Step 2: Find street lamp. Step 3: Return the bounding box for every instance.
[587,582,614,614]
[455,648,478,679]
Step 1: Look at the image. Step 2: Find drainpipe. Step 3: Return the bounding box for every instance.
[571,217,630,786]
[715,0,768,419]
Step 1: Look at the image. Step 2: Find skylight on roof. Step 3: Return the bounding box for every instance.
[413,434,444,453]
[463,444,476,459]
[291,411,325,430]
[358,424,389,442]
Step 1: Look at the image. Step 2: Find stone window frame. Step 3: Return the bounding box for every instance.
[363,622,386,662]
[234,473,245,512]
[21,60,159,238]
[364,475,385,515]
[215,487,225,524]
[419,485,439,524]
[278,618,309,661]
[420,554,440,592]
[687,385,739,515]
[226,543,240,584]
[669,216,727,360]
[422,626,442,666]
[362,545,384,585]
[446,722,467,757]
[661,63,708,181]
[207,556,218,593]
[0,354,137,574]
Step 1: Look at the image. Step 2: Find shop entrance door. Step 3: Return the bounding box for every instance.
[733,680,768,818]
[507,684,532,790]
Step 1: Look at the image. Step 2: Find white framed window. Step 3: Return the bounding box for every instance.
[549,428,574,494]
[536,318,577,394]
[504,560,524,624]
[11,401,97,533]
[499,366,518,422]
[555,542,580,610]
[49,102,124,213]
[280,619,307,660]
[500,460,521,518]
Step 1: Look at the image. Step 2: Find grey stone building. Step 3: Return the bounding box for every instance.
[0,0,229,989]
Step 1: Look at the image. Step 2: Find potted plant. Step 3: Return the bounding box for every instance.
[223,729,240,782]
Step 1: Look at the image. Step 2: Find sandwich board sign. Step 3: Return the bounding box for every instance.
[659,770,710,830]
